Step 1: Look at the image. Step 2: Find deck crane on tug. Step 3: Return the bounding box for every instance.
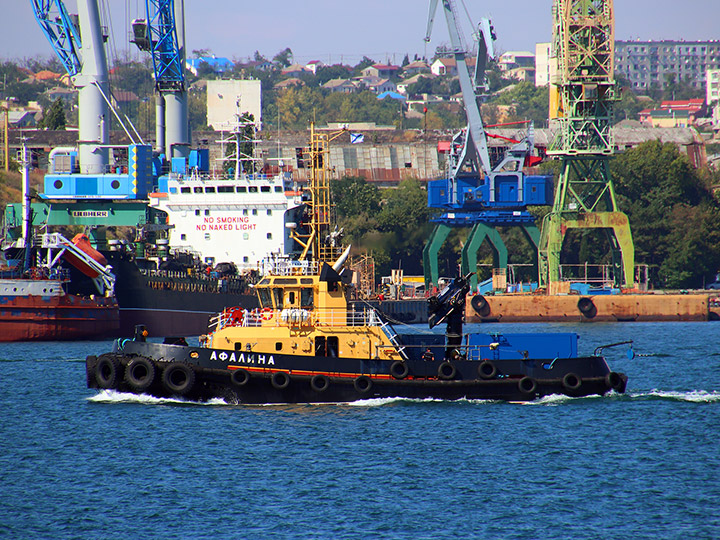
[422,0,553,292]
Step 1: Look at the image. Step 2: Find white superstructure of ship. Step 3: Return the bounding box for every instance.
[149,113,306,271]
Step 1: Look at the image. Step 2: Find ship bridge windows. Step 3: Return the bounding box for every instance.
[258,288,272,308]
[181,187,191,194]
[273,288,283,308]
[301,288,313,308]
[194,187,203,193]
[205,187,216,193]
[261,186,271,193]
[195,209,201,216]
[237,186,247,193]
[275,186,283,193]
[249,186,258,193]
[218,186,234,193]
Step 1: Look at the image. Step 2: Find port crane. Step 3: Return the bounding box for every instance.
[538,0,634,289]
[131,0,190,162]
[30,0,110,174]
[422,0,552,291]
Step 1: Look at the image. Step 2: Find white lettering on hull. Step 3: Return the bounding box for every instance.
[210,350,275,365]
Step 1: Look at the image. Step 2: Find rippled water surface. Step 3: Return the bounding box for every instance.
[1,322,719,539]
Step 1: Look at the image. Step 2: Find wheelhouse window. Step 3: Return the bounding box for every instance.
[258,288,272,308]
[301,288,313,308]
[272,288,283,308]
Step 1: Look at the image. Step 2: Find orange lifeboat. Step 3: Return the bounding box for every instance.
[62,234,108,278]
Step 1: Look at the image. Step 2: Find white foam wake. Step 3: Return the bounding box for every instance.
[87,389,228,406]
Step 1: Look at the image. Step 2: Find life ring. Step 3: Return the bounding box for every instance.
[478,360,497,380]
[124,356,155,392]
[261,308,274,321]
[605,371,624,391]
[310,374,330,392]
[354,375,373,393]
[230,368,250,386]
[577,297,596,319]
[470,295,491,317]
[271,371,290,389]
[438,361,456,380]
[162,363,195,395]
[390,361,409,380]
[94,354,119,389]
[518,376,537,394]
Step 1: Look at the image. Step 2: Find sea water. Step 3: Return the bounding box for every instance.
[1,322,719,539]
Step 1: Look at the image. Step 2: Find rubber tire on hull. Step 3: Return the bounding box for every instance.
[162,363,195,395]
[518,376,537,395]
[95,354,120,389]
[438,361,456,380]
[478,361,497,379]
[562,372,582,391]
[124,356,155,392]
[310,374,330,392]
[271,372,290,390]
[354,376,372,393]
[390,361,409,380]
[230,369,250,386]
[605,371,624,391]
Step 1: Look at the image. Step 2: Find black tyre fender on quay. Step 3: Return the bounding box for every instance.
[605,371,624,391]
[354,375,373,393]
[230,368,250,387]
[518,376,537,394]
[162,363,195,395]
[562,372,582,391]
[271,371,290,390]
[390,361,409,380]
[470,295,491,317]
[310,374,330,392]
[124,356,156,392]
[577,297,596,318]
[438,361,457,380]
[95,354,120,389]
[478,360,497,379]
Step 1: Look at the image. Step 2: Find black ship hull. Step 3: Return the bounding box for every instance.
[86,339,627,404]
[67,252,258,337]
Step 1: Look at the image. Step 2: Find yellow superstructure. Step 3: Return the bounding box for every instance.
[206,262,404,362]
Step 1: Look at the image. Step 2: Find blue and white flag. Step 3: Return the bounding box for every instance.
[350,133,364,144]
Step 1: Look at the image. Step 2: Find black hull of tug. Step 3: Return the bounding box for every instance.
[86,340,627,404]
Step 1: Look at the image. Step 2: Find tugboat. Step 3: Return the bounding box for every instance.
[86,126,628,403]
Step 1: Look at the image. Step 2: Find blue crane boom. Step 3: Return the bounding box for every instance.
[30,0,82,76]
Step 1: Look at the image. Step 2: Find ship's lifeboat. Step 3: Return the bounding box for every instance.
[62,234,108,278]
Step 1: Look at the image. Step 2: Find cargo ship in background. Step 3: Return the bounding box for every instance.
[1,150,119,342]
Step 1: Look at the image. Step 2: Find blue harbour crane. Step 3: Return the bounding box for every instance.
[422,0,553,291]
[131,0,190,164]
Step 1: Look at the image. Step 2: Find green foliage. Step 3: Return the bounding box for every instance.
[272,48,294,68]
[39,98,66,130]
[315,65,352,86]
[614,87,647,123]
[331,178,431,276]
[332,176,380,219]
[611,140,720,287]
[488,82,549,127]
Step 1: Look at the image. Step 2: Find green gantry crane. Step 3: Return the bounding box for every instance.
[538,0,635,289]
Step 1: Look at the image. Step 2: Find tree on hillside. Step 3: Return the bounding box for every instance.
[39,98,66,130]
[611,140,720,287]
[273,48,294,68]
[353,56,376,75]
